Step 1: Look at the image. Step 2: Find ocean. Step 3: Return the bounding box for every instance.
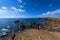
[0,18,45,36]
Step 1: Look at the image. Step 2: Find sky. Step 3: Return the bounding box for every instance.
[0,0,60,18]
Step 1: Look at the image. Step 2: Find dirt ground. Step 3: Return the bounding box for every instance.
[0,29,60,40]
[14,29,60,40]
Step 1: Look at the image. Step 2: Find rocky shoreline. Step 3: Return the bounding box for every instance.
[0,18,60,40]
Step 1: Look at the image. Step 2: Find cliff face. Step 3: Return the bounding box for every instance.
[38,18,60,31]
[45,18,60,27]
[44,18,60,31]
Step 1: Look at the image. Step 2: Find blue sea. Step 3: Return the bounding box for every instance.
[0,18,45,36]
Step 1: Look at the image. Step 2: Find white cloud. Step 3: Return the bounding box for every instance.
[18,9,24,12]
[19,5,23,8]
[10,7,24,12]
[0,6,25,18]
[18,0,22,3]
[2,6,7,10]
[17,4,24,8]
[0,9,7,13]
[10,7,16,10]
[39,9,60,18]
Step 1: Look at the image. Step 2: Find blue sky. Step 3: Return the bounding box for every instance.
[0,0,60,18]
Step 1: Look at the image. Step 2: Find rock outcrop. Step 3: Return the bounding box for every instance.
[38,18,60,31]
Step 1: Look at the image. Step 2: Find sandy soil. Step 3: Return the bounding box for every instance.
[14,29,60,40]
